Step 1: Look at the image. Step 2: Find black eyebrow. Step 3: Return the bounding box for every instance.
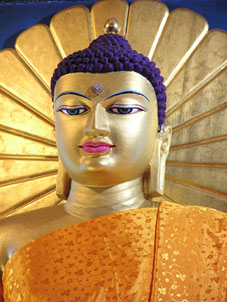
[55,91,91,101]
[105,90,150,102]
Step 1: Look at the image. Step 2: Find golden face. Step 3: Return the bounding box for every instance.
[54,72,158,186]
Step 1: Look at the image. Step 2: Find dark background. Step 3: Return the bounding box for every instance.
[0,0,226,50]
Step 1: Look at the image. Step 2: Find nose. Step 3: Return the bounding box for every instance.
[84,103,110,137]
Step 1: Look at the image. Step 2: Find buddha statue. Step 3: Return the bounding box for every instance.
[0,34,226,302]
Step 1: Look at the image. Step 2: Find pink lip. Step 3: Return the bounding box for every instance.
[80,142,115,154]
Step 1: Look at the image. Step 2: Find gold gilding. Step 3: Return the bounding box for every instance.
[166,30,227,118]
[50,6,92,57]
[171,107,227,148]
[65,177,145,219]
[15,24,62,90]
[54,72,159,187]
[126,0,169,59]
[165,178,227,210]
[91,0,129,38]
[153,8,208,87]
[0,169,57,188]
[56,157,71,199]
[0,124,56,147]
[0,154,58,161]
[145,123,172,197]
[172,103,227,134]
[0,49,54,125]
[167,161,227,168]
[168,140,227,164]
[0,131,57,156]
[171,135,227,151]
[104,17,121,34]
[0,175,57,215]
[165,174,227,197]
[0,90,55,142]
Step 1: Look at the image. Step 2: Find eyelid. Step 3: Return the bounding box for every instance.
[107,105,147,115]
[108,104,148,111]
[57,106,89,116]
[56,105,88,112]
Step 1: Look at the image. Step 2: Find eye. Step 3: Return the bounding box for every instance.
[108,106,146,114]
[58,107,88,115]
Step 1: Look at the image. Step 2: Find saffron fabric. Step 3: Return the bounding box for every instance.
[2,202,227,301]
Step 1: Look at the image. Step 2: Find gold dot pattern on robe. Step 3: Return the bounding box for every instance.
[2,202,227,302]
[152,203,227,301]
[3,208,158,302]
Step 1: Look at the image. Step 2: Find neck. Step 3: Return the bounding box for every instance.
[64,176,146,220]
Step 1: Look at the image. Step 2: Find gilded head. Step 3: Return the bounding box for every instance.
[51,34,168,188]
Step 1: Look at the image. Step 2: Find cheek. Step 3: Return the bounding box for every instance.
[55,116,82,155]
[110,113,157,161]
[107,115,157,180]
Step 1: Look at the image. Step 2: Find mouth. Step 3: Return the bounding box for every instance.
[79,141,116,154]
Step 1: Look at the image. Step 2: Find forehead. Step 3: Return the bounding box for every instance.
[54,71,156,103]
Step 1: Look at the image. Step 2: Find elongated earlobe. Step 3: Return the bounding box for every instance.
[144,123,172,198]
[56,157,71,199]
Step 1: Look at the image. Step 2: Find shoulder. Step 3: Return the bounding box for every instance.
[159,201,227,219]
[0,204,66,235]
[158,201,227,245]
[0,204,73,268]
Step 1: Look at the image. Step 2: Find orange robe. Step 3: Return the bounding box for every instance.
[2,202,227,301]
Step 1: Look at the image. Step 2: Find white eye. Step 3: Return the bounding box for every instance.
[58,107,88,115]
[108,106,145,114]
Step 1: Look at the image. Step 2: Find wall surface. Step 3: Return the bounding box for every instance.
[0,0,226,50]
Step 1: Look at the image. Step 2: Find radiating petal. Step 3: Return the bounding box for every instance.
[50,6,92,57]
[15,24,62,89]
[165,179,227,212]
[166,30,227,115]
[0,175,57,216]
[126,0,169,59]
[0,50,53,125]
[153,8,208,86]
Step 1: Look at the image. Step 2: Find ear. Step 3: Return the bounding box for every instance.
[144,123,172,198]
[56,157,71,199]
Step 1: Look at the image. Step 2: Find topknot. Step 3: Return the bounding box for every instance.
[51,34,166,130]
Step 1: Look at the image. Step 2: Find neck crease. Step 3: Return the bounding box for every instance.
[65,177,145,220]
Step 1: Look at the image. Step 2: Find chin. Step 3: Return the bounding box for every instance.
[70,167,145,187]
[64,154,149,187]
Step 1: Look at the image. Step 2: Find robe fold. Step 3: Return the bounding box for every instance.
[2,202,227,301]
